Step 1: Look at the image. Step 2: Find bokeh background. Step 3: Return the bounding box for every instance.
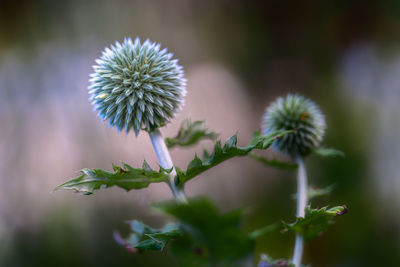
[1,0,400,266]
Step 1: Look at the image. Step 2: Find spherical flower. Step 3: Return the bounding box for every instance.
[89,38,186,135]
[261,94,326,157]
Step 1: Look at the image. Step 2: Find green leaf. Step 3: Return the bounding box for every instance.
[175,130,292,185]
[165,119,218,149]
[167,233,209,267]
[282,205,348,241]
[307,184,336,200]
[313,147,345,158]
[249,153,298,170]
[258,254,295,267]
[292,184,337,201]
[154,198,253,266]
[114,220,182,252]
[55,161,169,195]
[249,222,280,240]
[258,254,310,267]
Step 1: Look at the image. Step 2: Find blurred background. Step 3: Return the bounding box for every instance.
[0,0,399,266]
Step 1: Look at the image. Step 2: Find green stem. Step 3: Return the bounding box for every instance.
[149,129,187,203]
[292,156,307,267]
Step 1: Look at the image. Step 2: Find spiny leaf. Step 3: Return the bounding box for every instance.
[153,198,253,265]
[282,205,348,241]
[55,161,169,195]
[114,220,182,252]
[165,119,218,149]
[175,130,292,185]
[313,147,345,158]
[249,153,298,170]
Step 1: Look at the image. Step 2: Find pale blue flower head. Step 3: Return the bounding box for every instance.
[89,38,186,135]
[262,94,326,157]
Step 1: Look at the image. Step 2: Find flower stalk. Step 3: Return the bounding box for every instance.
[292,156,307,267]
[261,94,326,267]
[87,37,188,203]
[149,129,187,203]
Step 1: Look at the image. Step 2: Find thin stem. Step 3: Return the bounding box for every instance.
[149,129,187,204]
[292,156,307,267]
[293,234,304,267]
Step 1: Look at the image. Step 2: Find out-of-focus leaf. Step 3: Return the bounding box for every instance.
[55,161,169,195]
[114,220,181,252]
[165,119,218,149]
[257,254,310,267]
[307,184,336,200]
[249,222,280,240]
[154,198,253,266]
[258,254,295,267]
[249,153,298,170]
[282,205,348,241]
[292,184,337,200]
[313,147,345,158]
[175,130,292,185]
[167,233,209,267]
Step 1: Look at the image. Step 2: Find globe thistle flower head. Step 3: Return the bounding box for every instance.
[89,37,186,135]
[262,94,326,157]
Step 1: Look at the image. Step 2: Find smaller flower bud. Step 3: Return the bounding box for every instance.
[262,94,326,157]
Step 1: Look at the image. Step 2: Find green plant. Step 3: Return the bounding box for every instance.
[56,38,346,266]
[255,94,346,267]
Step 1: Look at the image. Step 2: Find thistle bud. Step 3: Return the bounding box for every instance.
[262,94,326,156]
[89,38,186,135]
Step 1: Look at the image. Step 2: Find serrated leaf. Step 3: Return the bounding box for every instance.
[175,130,292,185]
[55,161,169,195]
[153,198,253,265]
[282,205,347,241]
[249,153,298,170]
[313,147,345,158]
[114,220,182,252]
[165,119,218,149]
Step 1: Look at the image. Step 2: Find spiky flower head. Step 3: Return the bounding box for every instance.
[262,94,326,157]
[89,38,186,135]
